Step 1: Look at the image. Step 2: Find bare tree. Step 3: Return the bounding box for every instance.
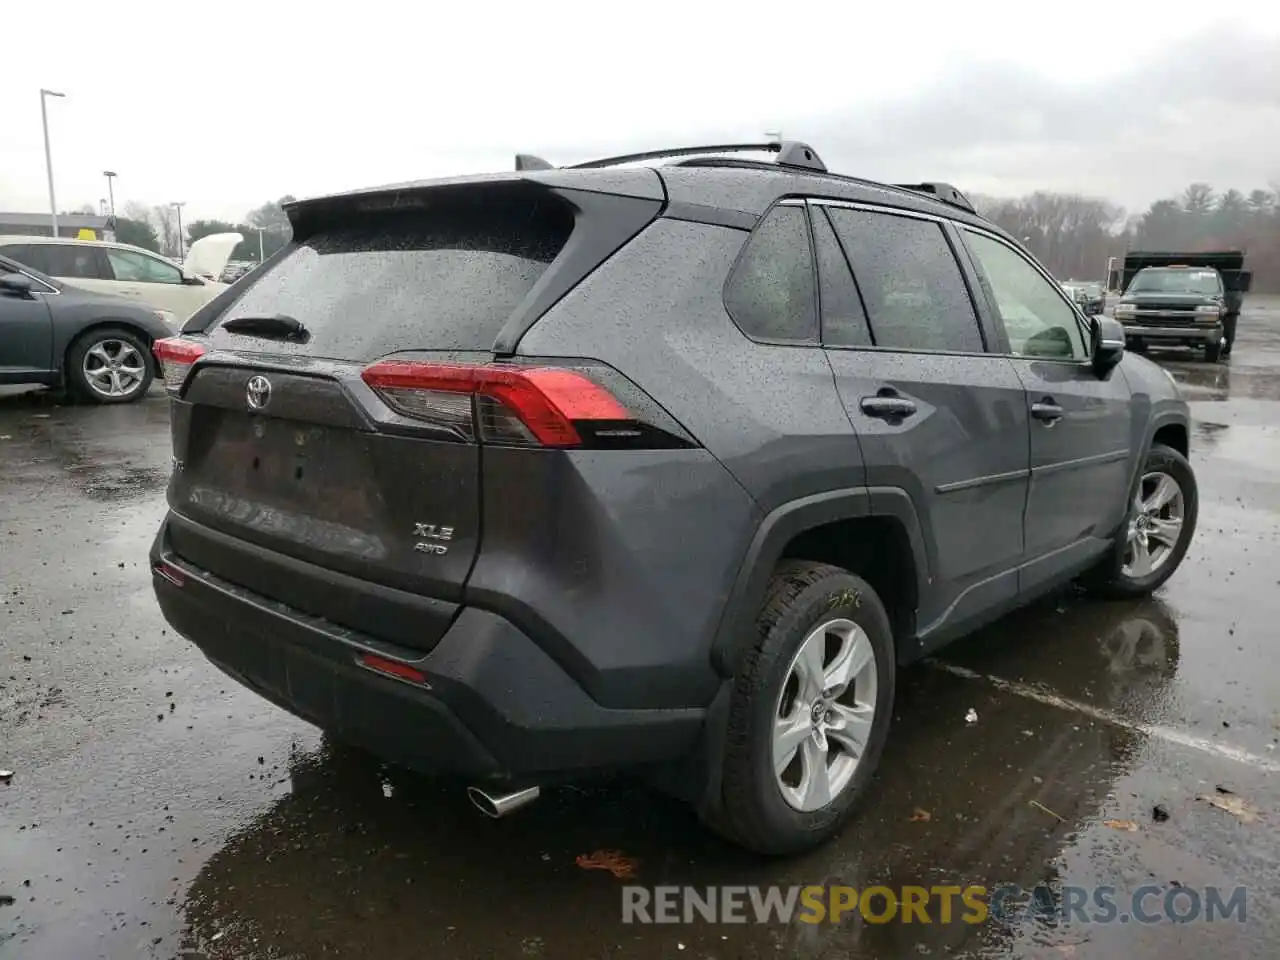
[148,205,179,257]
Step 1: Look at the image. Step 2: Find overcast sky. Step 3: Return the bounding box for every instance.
[2,2,1278,226]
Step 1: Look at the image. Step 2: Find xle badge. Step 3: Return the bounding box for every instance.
[413,523,454,555]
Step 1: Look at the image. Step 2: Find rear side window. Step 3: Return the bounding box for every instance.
[214,200,574,358]
[40,244,108,280]
[811,207,871,347]
[825,208,983,353]
[723,205,817,343]
[2,244,52,275]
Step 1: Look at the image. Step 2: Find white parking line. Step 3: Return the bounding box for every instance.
[927,660,1280,773]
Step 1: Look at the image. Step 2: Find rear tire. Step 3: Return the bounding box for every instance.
[707,561,895,855]
[1083,444,1197,599]
[66,327,154,404]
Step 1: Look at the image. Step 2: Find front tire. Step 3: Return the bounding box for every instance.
[1084,444,1198,599]
[1205,339,1222,363]
[709,561,895,855]
[67,327,154,404]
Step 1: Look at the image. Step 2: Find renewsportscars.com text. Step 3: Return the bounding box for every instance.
[621,884,1247,926]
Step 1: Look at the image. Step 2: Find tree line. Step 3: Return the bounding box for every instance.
[973,183,1279,292]
[94,180,1280,293]
[110,197,295,263]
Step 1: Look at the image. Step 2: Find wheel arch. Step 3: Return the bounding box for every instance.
[63,318,160,372]
[709,487,929,680]
[62,320,158,396]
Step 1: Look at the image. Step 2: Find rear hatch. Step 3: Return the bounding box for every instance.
[156,173,663,652]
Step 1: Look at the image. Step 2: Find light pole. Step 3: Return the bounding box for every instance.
[256,225,267,262]
[40,89,66,236]
[103,171,117,222]
[172,201,186,259]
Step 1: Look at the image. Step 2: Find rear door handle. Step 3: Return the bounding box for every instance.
[860,395,918,419]
[1031,398,1064,423]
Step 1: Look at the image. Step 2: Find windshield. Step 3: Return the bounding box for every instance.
[1129,268,1222,296]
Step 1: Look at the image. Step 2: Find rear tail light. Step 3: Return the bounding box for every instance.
[360,360,695,450]
[153,338,207,394]
[359,652,429,686]
[152,560,186,587]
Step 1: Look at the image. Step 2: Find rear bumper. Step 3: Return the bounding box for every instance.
[150,522,704,780]
[1120,322,1222,344]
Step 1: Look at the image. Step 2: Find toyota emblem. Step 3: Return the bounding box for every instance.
[246,375,272,411]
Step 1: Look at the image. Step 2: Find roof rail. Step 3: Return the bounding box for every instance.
[515,140,826,173]
[893,182,976,215]
[570,140,826,173]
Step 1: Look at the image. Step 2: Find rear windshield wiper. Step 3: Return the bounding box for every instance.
[221,314,309,341]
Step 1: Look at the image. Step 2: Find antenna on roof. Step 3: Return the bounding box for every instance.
[515,154,554,171]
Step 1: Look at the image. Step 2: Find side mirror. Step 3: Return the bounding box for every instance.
[0,272,35,297]
[1091,314,1125,376]
[181,267,204,285]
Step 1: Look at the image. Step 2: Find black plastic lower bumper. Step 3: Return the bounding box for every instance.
[151,518,705,780]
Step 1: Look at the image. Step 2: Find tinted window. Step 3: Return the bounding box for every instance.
[2,244,53,275]
[107,249,182,284]
[40,244,107,280]
[214,202,573,357]
[825,208,983,353]
[812,207,871,347]
[1129,268,1222,296]
[964,230,1086,360]
[723,205,817,343]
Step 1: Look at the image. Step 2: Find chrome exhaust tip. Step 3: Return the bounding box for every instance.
[467,784,540,818]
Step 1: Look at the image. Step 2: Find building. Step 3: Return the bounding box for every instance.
[0,211,112,240]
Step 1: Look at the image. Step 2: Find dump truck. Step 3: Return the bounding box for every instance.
[1109,251,1252,363]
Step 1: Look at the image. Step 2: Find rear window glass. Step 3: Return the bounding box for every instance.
[211,202,573,359]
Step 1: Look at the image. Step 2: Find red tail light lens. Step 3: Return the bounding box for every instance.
[359,652,429,685]
[153,338,207,394]
[361,361,638,448]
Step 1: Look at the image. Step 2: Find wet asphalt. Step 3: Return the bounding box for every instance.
[3,299,1279,959]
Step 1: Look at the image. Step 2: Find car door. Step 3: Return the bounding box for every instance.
[0,267,55,381]
[957,227,1132,593]
[813,201,1030,645]
[102,247,198,316]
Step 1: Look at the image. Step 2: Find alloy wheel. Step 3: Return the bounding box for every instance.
[1122,471,1185,579]
[82,339,146,399]
[772,618,878,812]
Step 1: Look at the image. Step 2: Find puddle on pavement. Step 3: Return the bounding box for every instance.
[167,596,1196,960]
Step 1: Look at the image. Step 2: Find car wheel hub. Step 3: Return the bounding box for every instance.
[82,339,145,398]
[1122,470,1184,580]
[772,617,878,813]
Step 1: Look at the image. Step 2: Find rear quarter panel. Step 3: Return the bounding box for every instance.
[505,219,866,709]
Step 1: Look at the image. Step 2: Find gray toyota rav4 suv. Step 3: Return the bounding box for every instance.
[150,142,1196,854]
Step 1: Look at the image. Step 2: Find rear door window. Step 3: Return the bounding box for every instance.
[2,244,53,275]
[825,207,984,353]
[211,200,574,359]
[41,244,110,280]
[811,206,871,347]
[723,205,817,344]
